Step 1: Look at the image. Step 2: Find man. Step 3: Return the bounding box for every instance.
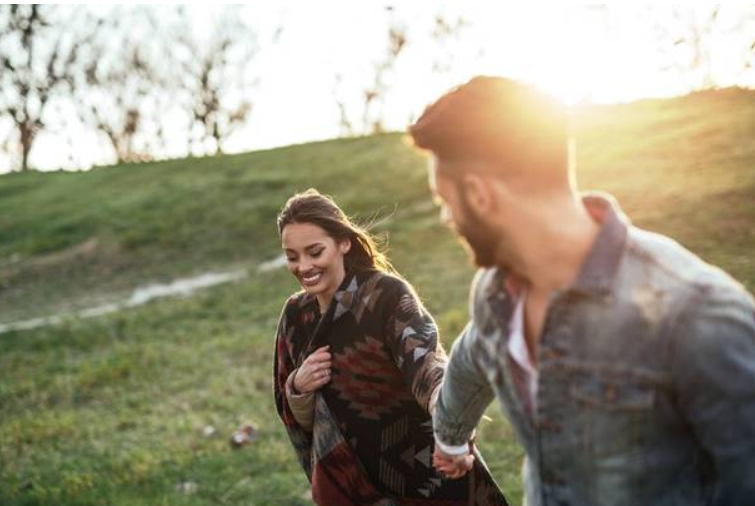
[409,76,755,506]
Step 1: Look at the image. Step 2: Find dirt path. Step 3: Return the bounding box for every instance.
[0,256,287,335]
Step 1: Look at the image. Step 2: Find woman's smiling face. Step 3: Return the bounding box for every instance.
[281,222,351,307]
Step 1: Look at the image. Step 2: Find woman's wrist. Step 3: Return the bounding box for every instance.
[289,368,302,395]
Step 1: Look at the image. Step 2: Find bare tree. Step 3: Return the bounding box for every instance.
[333,8,473,137]
[430,14,469,77]
[739,16,755,79]
[73,7,171,164]
[0,5,83,171]
[332,73,354,137]
[669,6,718,90]
[332,6,408,136]
[747,38,755,74]
[173,7,261,156]
[652,5,755,91]
[362,7,407,134]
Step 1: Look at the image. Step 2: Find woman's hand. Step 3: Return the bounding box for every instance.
[293,346,332,394]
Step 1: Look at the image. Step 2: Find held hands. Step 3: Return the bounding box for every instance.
[432,444,475,480]
[429,386,474,479]
[293,346,332,394]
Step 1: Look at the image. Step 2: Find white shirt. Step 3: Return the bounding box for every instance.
[507,290,538,411]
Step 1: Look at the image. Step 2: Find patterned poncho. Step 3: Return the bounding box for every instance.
[274,269,508,506]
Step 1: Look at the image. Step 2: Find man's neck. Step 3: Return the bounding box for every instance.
[499,199,599,295]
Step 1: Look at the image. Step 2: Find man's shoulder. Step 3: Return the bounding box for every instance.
[625,226,752,302]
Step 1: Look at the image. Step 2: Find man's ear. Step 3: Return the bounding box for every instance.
[460,173,496,215]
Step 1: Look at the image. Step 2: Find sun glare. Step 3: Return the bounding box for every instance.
[428,4,729,107]
[476,6,628,105]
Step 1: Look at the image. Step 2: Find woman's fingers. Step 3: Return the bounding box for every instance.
[296,347,333,391]
[303,349,332,375]
[309,346,331,360]
[294,348,334,393]
[433,452,474,480]
[302,359,333,371]
[303,357,331,373]
[435,462,454,473]
[307,371,331,390]
[312,369,330,380]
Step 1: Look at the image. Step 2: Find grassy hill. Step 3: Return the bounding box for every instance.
[1,88,754,506]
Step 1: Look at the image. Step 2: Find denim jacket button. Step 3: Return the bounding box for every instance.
[605,383,618,403]
[543,470,566,486]
[537,417,562,432]
[542,348,565,361]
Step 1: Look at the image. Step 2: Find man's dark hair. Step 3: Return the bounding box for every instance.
[409,76,569,179]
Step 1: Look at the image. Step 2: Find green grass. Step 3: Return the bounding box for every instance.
[1,88,755,505]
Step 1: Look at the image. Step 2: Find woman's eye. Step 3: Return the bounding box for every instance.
[286,257,296,263]
[311,249,323,258]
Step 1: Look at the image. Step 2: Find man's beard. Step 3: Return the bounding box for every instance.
[454,191,499,268]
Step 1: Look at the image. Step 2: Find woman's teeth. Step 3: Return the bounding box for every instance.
[302,272,322,286]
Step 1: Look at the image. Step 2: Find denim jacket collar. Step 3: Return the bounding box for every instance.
[571,192,630,296]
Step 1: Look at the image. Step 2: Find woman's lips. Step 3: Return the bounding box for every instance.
[300,271,323,287]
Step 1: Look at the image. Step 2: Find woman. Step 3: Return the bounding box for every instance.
[273,189,508,506]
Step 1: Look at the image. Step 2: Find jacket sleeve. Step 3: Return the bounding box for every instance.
[382,277,447,414]
[285,370,315,431]
[433,320,495,448]
[671,282,755,504]
[433,269,496,448]
[273,299,314,478]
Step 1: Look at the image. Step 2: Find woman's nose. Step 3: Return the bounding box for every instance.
[297,260,313,273]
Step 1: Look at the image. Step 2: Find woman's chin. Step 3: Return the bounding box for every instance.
[300,282,324,294]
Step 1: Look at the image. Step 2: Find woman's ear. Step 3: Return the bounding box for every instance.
[339,238,352,254]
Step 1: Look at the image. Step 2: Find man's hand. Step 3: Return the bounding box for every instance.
[432,445,474,479]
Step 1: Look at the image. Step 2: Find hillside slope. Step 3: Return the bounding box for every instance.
[1,89,754,505]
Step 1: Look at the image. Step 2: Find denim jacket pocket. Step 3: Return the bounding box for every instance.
[563,370,668,505]
[566,369,662,458]
[569,375,655,412]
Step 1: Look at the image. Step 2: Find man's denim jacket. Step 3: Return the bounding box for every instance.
[434,193,755,506]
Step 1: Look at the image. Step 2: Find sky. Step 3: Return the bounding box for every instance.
[2,2,754,172]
